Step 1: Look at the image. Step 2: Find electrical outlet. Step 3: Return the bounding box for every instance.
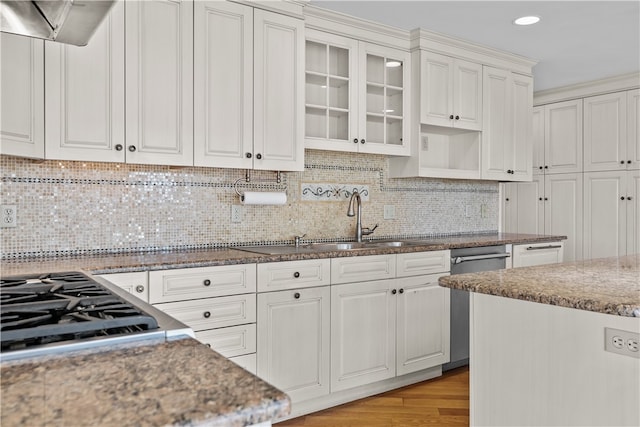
[231,205,242,223]
[421,135,429,151]
[605,327,640,358]
[1,205,17,228]
[480,204,488,218]
[383,205,396,220]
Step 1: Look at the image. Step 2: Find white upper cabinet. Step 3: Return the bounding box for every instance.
[628,170,640,256]
[544,99,583,174]
[0,33,44,159]
[195,3,304,171]
[44,1,125,163]
[125,0,194,166]
[584,91,627,172]
[532,106,545,175]
[194,1,253,169]
[253,9,305,171]
[628,89,640,170]
[481,66,533,181]
[304,31,410,156]
[421,52,482,131]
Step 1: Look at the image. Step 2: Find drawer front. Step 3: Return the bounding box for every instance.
[229,353,257,375]
[257,258,330,292]
[396,250,451,277]
[148,264,256,303]
[512,242,564,268]
[196,324,256,358]
[98,271,149,302]
[331,254,396,284]
[154,294,256,331]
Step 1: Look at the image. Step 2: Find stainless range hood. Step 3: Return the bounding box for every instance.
[1,0,116,46]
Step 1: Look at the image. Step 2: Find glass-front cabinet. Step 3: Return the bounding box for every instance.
[305,30,410,156]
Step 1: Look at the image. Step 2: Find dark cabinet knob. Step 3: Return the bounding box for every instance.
[246,152,252,158]
[627,197,633,200]
[399,288,404,294]
[206,343,212,348]
[294,292,300,299]
[256,153,262,159]
[203,279,211,287]
[505,198,510,201]
[539,166,543,170]
[360,139,365,144]
[539,197,543,201]
[544,165,548,169]
[353,138,359,144]
[449,114,454,120]
[544,197,548,201]
[628,160,633,164]
[293,272,300,278]
[128,145,136,152]
[391,289,397,295]
[135,285,144,293]
[115,144,123,151]
[455,115,460,120]
[621,197,625,201]
[506,169,514,174]
[203,311,211,318]
[621,160,625,165]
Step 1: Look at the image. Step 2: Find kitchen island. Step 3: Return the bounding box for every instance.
[1,337,290,427]
[439,254,640,427]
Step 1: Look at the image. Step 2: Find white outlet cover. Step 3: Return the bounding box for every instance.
[1,204,17,228]
[383,205,395,220]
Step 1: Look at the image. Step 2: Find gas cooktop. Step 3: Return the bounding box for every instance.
[0,271,192,361]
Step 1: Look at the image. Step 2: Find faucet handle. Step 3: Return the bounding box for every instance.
[361,224,378,236]
[294,234,306,247]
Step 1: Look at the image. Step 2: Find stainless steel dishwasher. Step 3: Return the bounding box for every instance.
[443,245,510,371]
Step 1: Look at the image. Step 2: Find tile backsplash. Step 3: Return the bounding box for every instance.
[0,150,498,258]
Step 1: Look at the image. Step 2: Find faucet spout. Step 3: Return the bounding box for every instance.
[347,191,363,242]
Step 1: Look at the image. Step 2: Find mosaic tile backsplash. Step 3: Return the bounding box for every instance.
[0,150,499,258]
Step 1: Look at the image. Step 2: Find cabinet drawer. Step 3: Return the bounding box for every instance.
[154,294,256,331]
[396,250,450,277]
[331,254,396,284]
[257,259,330,292]
[229,353,257,375]
[512,242,564,268]
[148,264,256,303]
[97,271,149,302]
[196,324,256,358]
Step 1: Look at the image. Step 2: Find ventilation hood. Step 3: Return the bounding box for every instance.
[1,0,115,46]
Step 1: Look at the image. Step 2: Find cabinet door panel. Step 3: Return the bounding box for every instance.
[584,92,627,172]
[627,171,639,255]
[545,100,583,173]
[397,274,450,375]
[545,174,583,262]
[331,280,396,392]
[254,9,304,171]
[481,66,511,180]
[501,183,518,233]
[583,171,626,259]
[511,73,533,181]
[512,242,564,267]
[532,106,545,175]
[421,52,453,127]
[628,89,640,170]
[194,0,253,168]
[518,177,544,235]
[126,0,193,166]
[453,59,482,131]
[0,34,44,158]
[196,324,256,358]
[257,287,330,402]
[98,272,149,303]
[45,2,125,162]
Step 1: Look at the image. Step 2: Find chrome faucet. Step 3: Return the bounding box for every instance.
[347,190,378,242]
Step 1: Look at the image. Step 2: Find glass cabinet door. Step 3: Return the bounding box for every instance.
[304,31,358,151]
[359,43,410,155]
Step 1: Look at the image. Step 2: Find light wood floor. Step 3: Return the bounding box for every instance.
[277,367,469,427]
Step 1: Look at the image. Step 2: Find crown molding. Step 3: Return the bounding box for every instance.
[231,0,307,18]
[409,28,537,76]
[534,72,640,105]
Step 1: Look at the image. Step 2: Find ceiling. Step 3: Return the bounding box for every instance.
[308,1,640,92]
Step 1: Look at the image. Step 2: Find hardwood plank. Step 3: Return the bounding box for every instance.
[277,367,469,426]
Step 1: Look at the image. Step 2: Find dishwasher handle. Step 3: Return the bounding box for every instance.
[525,245,562,251]
[452,253,511,265]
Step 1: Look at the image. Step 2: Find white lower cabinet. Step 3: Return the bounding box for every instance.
[97,271,149,302]
[257,286,330,402]
[512,242,564,268]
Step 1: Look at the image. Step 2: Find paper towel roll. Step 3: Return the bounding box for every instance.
[241,192,287,205]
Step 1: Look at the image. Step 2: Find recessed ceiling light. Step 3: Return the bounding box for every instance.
[386,60,401,68]
[514,15,540,26]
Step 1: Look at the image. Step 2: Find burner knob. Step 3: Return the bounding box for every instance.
[203,311,211,318]
[203,279,211,287]
[135,285,145,293]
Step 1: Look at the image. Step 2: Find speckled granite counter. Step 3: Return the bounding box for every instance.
[0,232,565,276]
[1,338,290,427]
[439,254,640,317]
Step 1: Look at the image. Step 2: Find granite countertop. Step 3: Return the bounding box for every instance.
[1,338,290,427]
[0,233,565,276]
[439,254,640,317]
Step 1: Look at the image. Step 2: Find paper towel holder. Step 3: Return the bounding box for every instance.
[234,170,282,197]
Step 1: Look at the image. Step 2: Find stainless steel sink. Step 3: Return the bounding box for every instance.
[372,241,413,247]
[236,240,422,255]
[306,242,373,251]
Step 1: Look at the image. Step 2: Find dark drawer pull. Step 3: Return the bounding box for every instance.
[391,289,397,295]
[203,279,211,287]
[526,245,562,251]
[203,311,211,318]
[399,288,404,294]
[293,272,300,278]
[294,292,300,299]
